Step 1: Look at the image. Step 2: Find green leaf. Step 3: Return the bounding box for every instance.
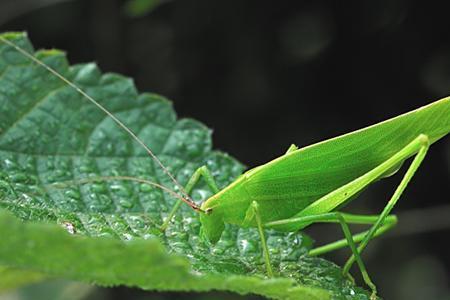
[0,32,371,300]
[0,266,45,292]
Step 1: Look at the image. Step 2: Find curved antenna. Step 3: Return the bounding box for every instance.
[0,36,203,212]
[48,175,203,212]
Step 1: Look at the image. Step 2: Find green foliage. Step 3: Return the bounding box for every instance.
[0,266,45,292]
[0,32,371,299]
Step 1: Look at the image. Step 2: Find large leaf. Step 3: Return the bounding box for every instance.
[0,32,371,299]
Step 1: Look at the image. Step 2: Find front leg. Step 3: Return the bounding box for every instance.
[243,201,274,277]
[160,165,220,231]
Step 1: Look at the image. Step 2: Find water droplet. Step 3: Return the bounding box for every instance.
[91,183,107,193]
[78,164,93,173]
[53,169,68,179]
[122,233,133,240]
[88,203,101,211]
[240,239,250,252]
[139,183,152,192]
[68,198,81,208]
[64,189,81,200]
[106,142,114,152]
[8,172,28,183]
[44,174,55,182]
[3,159,18,170]
[110,184,131,197]
[212,248,224,255]
[98,232,113,238]
[126,215,146,229]
[146,193,160,204]
[12,183,27,192]
[206,159,218,170]
[118,199,134,209]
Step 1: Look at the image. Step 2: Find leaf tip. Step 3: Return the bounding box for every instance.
[0,31,27,41]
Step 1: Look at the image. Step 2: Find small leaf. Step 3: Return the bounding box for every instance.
[0,32,371,299]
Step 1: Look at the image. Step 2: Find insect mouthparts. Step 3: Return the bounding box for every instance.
[194,206,212,214]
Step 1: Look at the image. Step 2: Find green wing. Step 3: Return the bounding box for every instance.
[243,97,450,221]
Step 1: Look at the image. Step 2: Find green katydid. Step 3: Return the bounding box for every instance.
[1,33,449,300]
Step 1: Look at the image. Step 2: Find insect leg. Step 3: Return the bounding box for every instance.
[265,212,377,296]
[160,166,220,231]
[266,134,429,297]
[308,213,398,256]
[249,201,274,277]
[343,135,429,275]
[277,134,429,270]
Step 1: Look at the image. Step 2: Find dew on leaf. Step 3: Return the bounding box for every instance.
[3,158,18,170]
[90,183,107,193]
[118,198,134,209]
[122,233,133,240]
[211,248,224,255]
[139,183,153,192]
[8,171,29,183]
[53,169,69,179]
[64,189,81,200]
[87,203,101,212]
[0,32,375,299]
[11,182,27,193]
[205,159,218,168]
[78,164,94,173]
[110,184,132,197]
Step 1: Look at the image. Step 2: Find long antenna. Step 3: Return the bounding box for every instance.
[0,35,203,213]
[49,176,189,204]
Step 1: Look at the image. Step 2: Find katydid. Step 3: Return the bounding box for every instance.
[1,33,449,300]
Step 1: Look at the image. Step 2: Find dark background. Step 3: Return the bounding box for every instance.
[1,1,449,299]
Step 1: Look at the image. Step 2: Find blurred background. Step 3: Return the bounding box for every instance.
[0,0,449,299]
